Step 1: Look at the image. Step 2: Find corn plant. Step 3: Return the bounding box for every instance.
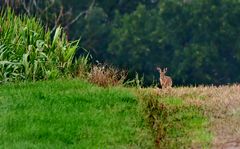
[0,8,86,83]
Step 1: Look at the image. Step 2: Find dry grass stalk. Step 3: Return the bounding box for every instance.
[88,64,127,87]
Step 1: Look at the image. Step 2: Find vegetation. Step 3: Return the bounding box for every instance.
[1,3,240,149]
[109,1,240,85]
[2,0,240,85]
[137,84,240,148]
[137,89,212,148]
[0,9,84,83]
[1,77,240,148]
[0,79,154,148]
[88,64,127,87]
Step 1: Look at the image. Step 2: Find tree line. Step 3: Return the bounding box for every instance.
[1,0,240,85]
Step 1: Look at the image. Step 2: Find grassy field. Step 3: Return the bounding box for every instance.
[137,88,212,148]
[0,79,154,148]
[1,79,239,148]
[143,85,240,148]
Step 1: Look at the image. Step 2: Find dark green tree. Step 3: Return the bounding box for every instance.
[108,0,240,85]
[108,5,173,84]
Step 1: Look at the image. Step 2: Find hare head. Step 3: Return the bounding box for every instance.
[156,67,172,88]
[156,67,167,77]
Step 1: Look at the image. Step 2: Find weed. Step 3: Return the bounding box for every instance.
[72,53,91,79]
[124,72,144,88]
[88,64,127,87]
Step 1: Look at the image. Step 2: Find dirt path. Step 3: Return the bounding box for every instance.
[202,85,240,149]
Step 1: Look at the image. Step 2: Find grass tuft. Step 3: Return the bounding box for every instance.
[88,64,127,87]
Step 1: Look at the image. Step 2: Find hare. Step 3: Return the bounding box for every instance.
[156,67,172,88]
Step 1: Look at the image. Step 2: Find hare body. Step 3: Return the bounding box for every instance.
[157,67,172,88]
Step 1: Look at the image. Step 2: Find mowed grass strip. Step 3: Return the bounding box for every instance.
[0,79,153,148]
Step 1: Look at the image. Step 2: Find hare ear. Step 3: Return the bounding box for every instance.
[163,68,167,73]
[156,67,161,71]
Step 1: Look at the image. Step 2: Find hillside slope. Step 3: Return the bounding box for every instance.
[0,79,153,148]
[1,79,239,148]
[142,85,240,148]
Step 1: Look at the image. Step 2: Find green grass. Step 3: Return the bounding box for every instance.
[0,79,214,148]
[0,79,153,148]
[162,99,212,148]
[138,91,212,148]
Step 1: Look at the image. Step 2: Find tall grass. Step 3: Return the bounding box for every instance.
[0,8,84,83]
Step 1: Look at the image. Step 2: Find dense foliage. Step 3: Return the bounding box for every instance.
[0,9,82,83]
[108,1,240,85]
[1,0,240,85]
